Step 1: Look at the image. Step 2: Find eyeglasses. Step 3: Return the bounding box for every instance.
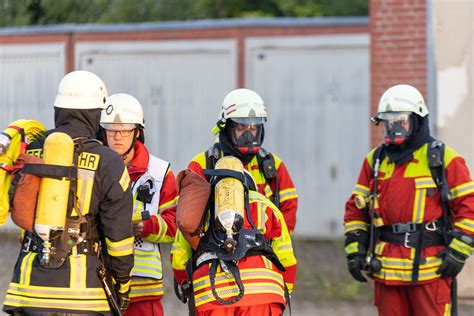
[105,129,135,137]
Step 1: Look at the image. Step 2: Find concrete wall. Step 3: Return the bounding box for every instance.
[432,0,474,302]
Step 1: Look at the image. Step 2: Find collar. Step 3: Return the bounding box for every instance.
[127,141,149,182]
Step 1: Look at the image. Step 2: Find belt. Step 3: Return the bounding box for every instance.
[22,235,100,255]
[379,221,445,248]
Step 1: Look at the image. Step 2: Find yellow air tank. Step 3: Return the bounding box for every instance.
[214,156,245,252]
[34,132,74,242]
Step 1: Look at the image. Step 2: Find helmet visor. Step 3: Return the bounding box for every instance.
[379,112,414,145]
[230,117,266,125]
[100,123,136,131]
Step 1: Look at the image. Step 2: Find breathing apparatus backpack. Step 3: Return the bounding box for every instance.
[19,132,102,269]
[178,156,285,314]
[206,143,280,207]
[0,119,46,226]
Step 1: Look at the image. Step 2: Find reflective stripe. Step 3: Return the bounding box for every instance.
[375,241,387,255]
[279,189,297,203]
[444,303,451,316]
[7,283,107,298]
[249,191,280,213]
[147,215,167,243]
[193,268,283,291]
[264,184,273,198]
[119,167,130,192]
[130,282,164,298]
[449,238,474,257]
[352,184,370,196]
[373,266,439,282]
[412,188,426,223]
[257,202,266,232]
[4,294,109,311]
[344,221,369,233]
[374,217,385,227]
[133,258,163,279]
[159,197,178,212]
[414,177,436,189]
[454,219,474,233]
[70,254,87,289]
[279,188,298,202]
[106,237,134,257]
[20,252,36,286]
[450,182,474,199]
[277,243,292,251]
[194,282,285,307]
[378,256,442,270]
[263,257,273,270]
[132,192,143,214]
[118,280,131,294]
[71,168,95,216]
[345,242,358,255]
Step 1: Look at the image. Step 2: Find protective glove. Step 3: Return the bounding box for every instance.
[437,232,473,278]
[347,254,367,282]
[113,277,131,313]
[115,283,130,313]
[436,249,467,278]
[344,229,369,283]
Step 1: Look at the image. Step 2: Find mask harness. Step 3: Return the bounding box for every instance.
[226,121,264,155]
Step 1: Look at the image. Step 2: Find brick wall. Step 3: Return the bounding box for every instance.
[370,0,427,146]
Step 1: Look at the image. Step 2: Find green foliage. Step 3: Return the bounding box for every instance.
[0,0,368,27]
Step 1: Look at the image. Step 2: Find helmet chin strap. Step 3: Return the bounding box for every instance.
[121,128,139,161]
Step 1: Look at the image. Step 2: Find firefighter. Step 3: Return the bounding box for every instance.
[188,88,298,233]
[172,156,297,316]
[100,93,178,316]
[3,70,134,315]
[344,84,474,315]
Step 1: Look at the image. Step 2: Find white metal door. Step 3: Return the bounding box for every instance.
[246,34,370,238]
[76,40,236,172]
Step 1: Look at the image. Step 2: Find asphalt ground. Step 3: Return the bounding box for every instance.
[1,233,473,315]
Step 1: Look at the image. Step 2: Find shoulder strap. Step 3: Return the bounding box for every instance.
[427,140,452,234]
[257,148,280,207]
[427,141,448,198]
[371,145,386,175]
[205,143,221,170]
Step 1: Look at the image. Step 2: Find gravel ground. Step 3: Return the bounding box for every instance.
[1,233,473,315]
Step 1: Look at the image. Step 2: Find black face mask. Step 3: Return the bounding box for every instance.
[233,129,262,154]
[383,117,414,145]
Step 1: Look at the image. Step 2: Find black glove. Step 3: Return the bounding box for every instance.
[436,249,466,278]
[345,230,369,283]
[115,282,130,313]
[437,232,473,278]
[347,254,367,282]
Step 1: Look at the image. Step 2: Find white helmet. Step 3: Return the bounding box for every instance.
[100,93,145,128]
[54,70,108,109]
[376,84,428,146]
[377,84,428,118]
[213,88,267,135]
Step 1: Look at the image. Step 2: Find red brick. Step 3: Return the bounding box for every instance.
[370,0,427,147]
